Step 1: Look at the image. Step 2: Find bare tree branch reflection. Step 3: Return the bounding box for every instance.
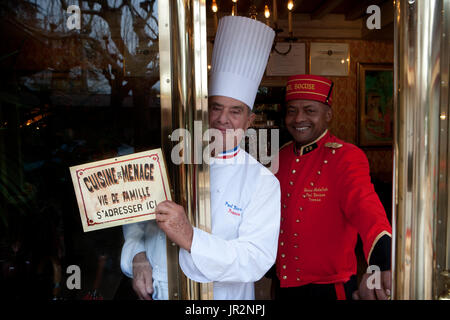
[0,0,162,299]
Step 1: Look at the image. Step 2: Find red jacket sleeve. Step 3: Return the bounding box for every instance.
[337,145,392,263]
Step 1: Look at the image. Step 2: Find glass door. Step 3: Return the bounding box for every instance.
[0,0,175,300]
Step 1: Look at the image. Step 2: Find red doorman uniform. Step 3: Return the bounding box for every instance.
[275,75,392,299]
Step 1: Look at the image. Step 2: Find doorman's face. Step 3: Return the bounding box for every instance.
[285,99,332,146]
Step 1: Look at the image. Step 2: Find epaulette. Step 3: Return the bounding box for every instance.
[324,142,343,149]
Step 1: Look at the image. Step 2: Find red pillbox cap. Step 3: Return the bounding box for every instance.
[285,74,333,106]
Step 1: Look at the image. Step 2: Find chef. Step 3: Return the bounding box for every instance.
[124,16,281,300]
[273,74,392,300]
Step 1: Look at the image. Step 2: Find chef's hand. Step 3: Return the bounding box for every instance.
[132,252,153,300]
[353,269,391,300]
[155,200,193,252]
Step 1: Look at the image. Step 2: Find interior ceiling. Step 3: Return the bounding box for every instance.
[206,0,389,21]
[206,0,393,40]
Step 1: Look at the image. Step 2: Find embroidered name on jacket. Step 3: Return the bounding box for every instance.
[225,201,243,216]
[303,186,328,202]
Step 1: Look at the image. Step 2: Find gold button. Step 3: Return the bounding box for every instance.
[294,256,299,260]
[294,233,298,237]
[332,150,336,154]
[280,230,284,234]
[296,158,300,163]
[283,204,286,208]
[299,207,303,211]
[297,278,300,281]
[281,217,284,222]
[283,276,287,280]
[281,254,286,258]
[281,242,284,246]
[296,219,300,223]
[292,169,296,174]
[287,193,291,197]
[317,171,321,175]
[310,182,314,186]
[289,181,294,185]
[294,244,298,248]
[324,160,328,164]
[302,194,306,198]
[282,265,286,269]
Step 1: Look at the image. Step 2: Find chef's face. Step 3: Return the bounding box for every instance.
[285,99,332,147]
[208,95,255,151]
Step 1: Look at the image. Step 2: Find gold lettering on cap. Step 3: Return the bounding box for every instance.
[293,83,316,90]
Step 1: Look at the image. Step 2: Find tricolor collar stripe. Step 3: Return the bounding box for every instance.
[217,149,240,159]
[217,145,240,159]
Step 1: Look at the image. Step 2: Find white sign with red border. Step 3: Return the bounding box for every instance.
[69,148,171,232]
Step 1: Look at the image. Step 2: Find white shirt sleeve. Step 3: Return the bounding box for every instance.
[179,177,281,283]
[120,222,147,278]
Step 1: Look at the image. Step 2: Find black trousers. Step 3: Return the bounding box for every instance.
[274,275,358,300]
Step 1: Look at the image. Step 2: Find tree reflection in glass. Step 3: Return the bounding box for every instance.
[0,0,167,300]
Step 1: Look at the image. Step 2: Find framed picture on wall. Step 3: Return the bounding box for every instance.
[266,43,306,76]
[310,42,350,76]
[357,63,394,147]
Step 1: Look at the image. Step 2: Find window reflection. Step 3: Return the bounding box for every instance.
[0,0,167,300]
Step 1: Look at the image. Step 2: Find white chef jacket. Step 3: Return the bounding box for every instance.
[120,220,169,300]
[179,148,281,299]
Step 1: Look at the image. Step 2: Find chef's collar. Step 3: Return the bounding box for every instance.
[294,129,329,156]
[216,145,240,159]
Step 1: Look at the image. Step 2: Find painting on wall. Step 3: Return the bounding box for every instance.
[357,63,394,147]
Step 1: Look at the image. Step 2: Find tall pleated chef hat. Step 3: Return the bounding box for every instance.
[209,16,275,109]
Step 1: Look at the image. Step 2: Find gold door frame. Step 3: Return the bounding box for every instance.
[437,0,450,300]
[393,0,450,299]
[159,0,212,300]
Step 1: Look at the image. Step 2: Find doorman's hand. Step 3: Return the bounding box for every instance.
[155,200,193,251]
[353,270,391,300]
